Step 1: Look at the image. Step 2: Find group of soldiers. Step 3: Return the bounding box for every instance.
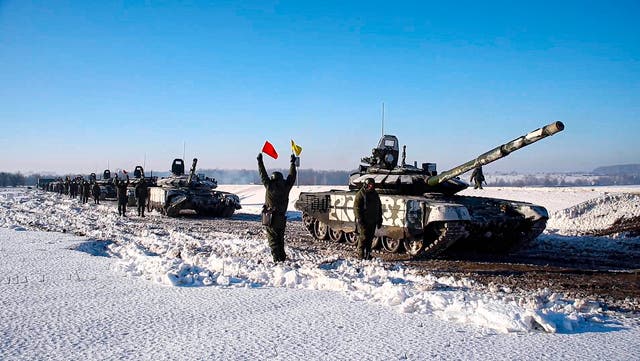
[112,175,149,217]
[45,177,102,204]
[43,174,149,217]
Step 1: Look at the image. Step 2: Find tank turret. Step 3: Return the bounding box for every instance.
[349,121,564,195]
[133,166,144,179]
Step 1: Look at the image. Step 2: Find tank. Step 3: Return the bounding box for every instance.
[147,158,242,217]
[294,121,565,258]
[126,166,158,206]
[94,170,117,200]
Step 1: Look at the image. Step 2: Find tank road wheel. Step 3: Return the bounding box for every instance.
[302,213,314,232]
[403,238,424,257]
[329,228,345,242]
[344,232,358,246]
[313,220,330,240]
[382,237,402,253]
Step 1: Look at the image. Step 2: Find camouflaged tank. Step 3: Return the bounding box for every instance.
[147,158,241,217]
[295,121,565,258]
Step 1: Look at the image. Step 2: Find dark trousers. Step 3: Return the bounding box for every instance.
[357,223,376,260]
[118,201,127,216]
[137,197,146,216]
[93,195,100,204]
[266,214,287,262]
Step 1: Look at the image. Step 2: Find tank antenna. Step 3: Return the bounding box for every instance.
[381,102,385,137]
[183,141,186,161]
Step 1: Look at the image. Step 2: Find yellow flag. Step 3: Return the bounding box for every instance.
[291,139,302,156]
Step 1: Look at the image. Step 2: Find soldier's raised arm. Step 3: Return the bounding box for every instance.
[257,153,269,186]
[286,154,297,189]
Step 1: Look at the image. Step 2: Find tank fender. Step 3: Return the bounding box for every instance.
[167,194,188,207]
[222,193,242,209]
[424,204,471,223]
[513,204,548,221]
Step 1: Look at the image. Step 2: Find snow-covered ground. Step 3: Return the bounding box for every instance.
[1,186,640,360]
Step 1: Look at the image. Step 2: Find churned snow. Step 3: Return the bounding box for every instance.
[1,185,640,360]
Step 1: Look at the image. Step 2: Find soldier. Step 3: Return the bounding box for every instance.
[354,177,383,260]
[92,182,101,204]
[82,180,90,204]
[114,174,130,216]
[470,166,485,189]
[135,179,148,217]
[70,179,77,199]
[64,177,70,196]
[257,152,297,263]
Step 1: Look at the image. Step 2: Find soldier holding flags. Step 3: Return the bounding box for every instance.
[256,139,301,263]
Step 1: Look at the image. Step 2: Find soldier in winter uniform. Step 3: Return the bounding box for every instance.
[82,180,90,204]
[92,182,101,204]
[114,174,130,216]
[257,152,297,262]
[70,179,78,199]
[64,178,70,196]
[354,177,383,260]
[135,179,148,217]
[470,166,485,189]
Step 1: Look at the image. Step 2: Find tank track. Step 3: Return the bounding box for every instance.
[420,222,467,258]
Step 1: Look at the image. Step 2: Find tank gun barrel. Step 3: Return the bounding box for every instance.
[426,121,565,186]
[188,158,198,183]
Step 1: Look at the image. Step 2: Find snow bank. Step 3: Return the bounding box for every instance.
[108,236,609,333]
[547,193,640,235]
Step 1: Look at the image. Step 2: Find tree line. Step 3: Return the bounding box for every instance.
[2,170,640,187]
[490,174,640,187]
[0,172,56,187]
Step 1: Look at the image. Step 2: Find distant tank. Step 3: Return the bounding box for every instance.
[147,158,241,217]
[295,121,565,258]
[93,170,117,200]
[126,166,158,206]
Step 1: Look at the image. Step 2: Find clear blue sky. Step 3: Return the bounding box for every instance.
[1,1,638,175]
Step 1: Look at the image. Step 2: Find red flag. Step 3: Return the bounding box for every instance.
[262,141,278,159]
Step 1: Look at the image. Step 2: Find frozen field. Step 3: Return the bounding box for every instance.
[1,186,639,360]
